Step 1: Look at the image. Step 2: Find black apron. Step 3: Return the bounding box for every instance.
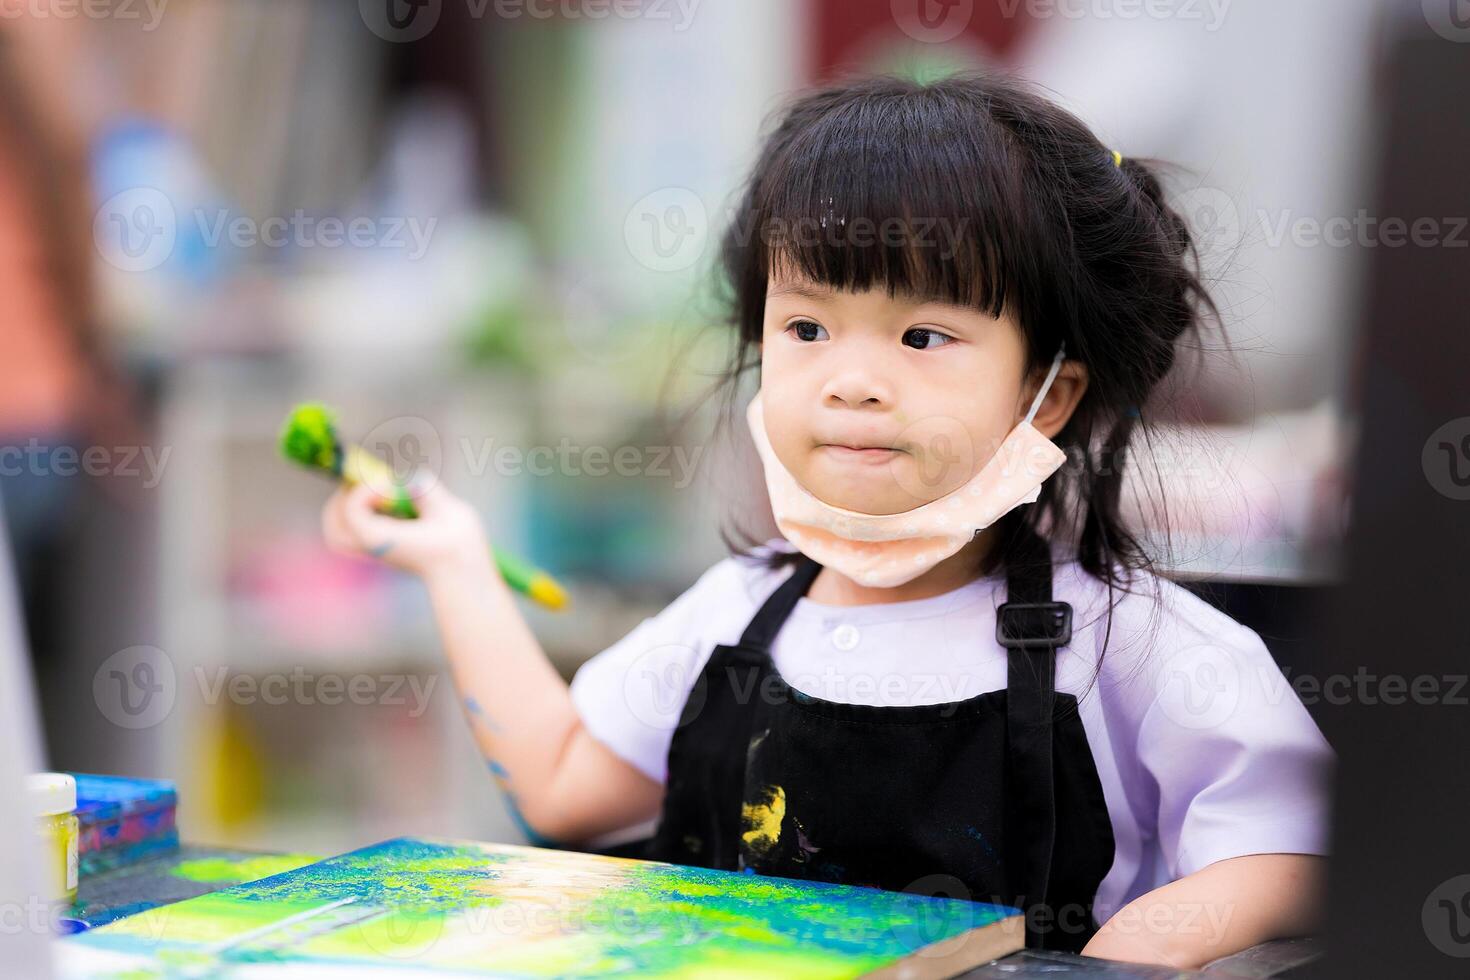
[646,530,1117,952]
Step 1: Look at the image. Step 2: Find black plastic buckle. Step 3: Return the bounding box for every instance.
[995,601,1073,650]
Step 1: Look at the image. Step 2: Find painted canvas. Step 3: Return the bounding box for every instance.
[60,837,1023,978]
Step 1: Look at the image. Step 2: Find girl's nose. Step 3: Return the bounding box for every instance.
[821,369,891,409]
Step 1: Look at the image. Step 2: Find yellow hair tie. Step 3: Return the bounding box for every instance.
[1111,149,1124,168]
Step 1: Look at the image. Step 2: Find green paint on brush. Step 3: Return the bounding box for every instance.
[279,403,569,610]
[278,403,342,476]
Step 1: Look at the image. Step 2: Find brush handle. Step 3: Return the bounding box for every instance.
[341,445,567,610]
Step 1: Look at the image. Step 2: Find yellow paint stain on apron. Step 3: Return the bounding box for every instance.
[741,785,786,855]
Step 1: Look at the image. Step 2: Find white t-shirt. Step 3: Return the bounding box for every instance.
[570,540,1334,924]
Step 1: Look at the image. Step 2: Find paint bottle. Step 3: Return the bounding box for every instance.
[28,773,79,905]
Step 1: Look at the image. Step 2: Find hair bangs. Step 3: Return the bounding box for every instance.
[747,93,1037,322]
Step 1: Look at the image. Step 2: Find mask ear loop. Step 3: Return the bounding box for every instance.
[1023,345,1068,427]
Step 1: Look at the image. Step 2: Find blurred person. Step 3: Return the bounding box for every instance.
[322,73,1331,965]
[0,24,142,749]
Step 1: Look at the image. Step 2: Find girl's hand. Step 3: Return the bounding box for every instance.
[322,480,489,581]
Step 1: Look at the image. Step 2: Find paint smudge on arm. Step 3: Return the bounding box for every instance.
[484,758,555,848]
[462,696,504,734]
[463,699,552,847]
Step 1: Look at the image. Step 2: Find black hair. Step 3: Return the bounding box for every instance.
[707,70,1223,620]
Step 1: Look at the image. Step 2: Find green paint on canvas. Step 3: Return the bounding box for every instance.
[169,853,321,885]
[63,837,1016,979]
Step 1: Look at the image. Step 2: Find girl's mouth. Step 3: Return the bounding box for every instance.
[819,444,902,463]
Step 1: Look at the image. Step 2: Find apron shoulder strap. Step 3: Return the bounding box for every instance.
[995,527,1072,664]
[995,525,1073,949]
[737,553,822,651]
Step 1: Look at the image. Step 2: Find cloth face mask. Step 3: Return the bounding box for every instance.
[747,348,1069,587]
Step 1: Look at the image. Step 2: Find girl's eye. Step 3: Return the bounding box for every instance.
[902,327,956,350]
[788,319,829,342]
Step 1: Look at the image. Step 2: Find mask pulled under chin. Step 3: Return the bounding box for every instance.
[746,351,1068,588]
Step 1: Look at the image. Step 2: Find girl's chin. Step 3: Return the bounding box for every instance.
[800,465,943,516]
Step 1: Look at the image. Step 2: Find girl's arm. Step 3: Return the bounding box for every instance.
[324,482,664,844]
[1081,853,1327,967]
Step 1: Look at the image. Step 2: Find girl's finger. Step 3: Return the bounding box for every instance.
[402,470,446,515]
[321,488,358,552]
[340,483,401,551]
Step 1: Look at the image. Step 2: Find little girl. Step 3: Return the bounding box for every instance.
[323,72,1333,966]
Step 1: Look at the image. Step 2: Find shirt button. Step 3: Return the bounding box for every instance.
[831,623,860,651]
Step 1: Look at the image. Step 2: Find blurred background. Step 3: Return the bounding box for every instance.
[0,0,1392,855]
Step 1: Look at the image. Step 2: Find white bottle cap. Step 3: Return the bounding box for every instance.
[26,773,76,818]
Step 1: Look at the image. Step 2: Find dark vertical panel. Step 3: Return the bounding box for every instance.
[1312,8,1470,977]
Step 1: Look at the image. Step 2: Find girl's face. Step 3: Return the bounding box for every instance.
[759,270,1078,516]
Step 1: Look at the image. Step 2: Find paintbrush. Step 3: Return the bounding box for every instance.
[280,403,568,611]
